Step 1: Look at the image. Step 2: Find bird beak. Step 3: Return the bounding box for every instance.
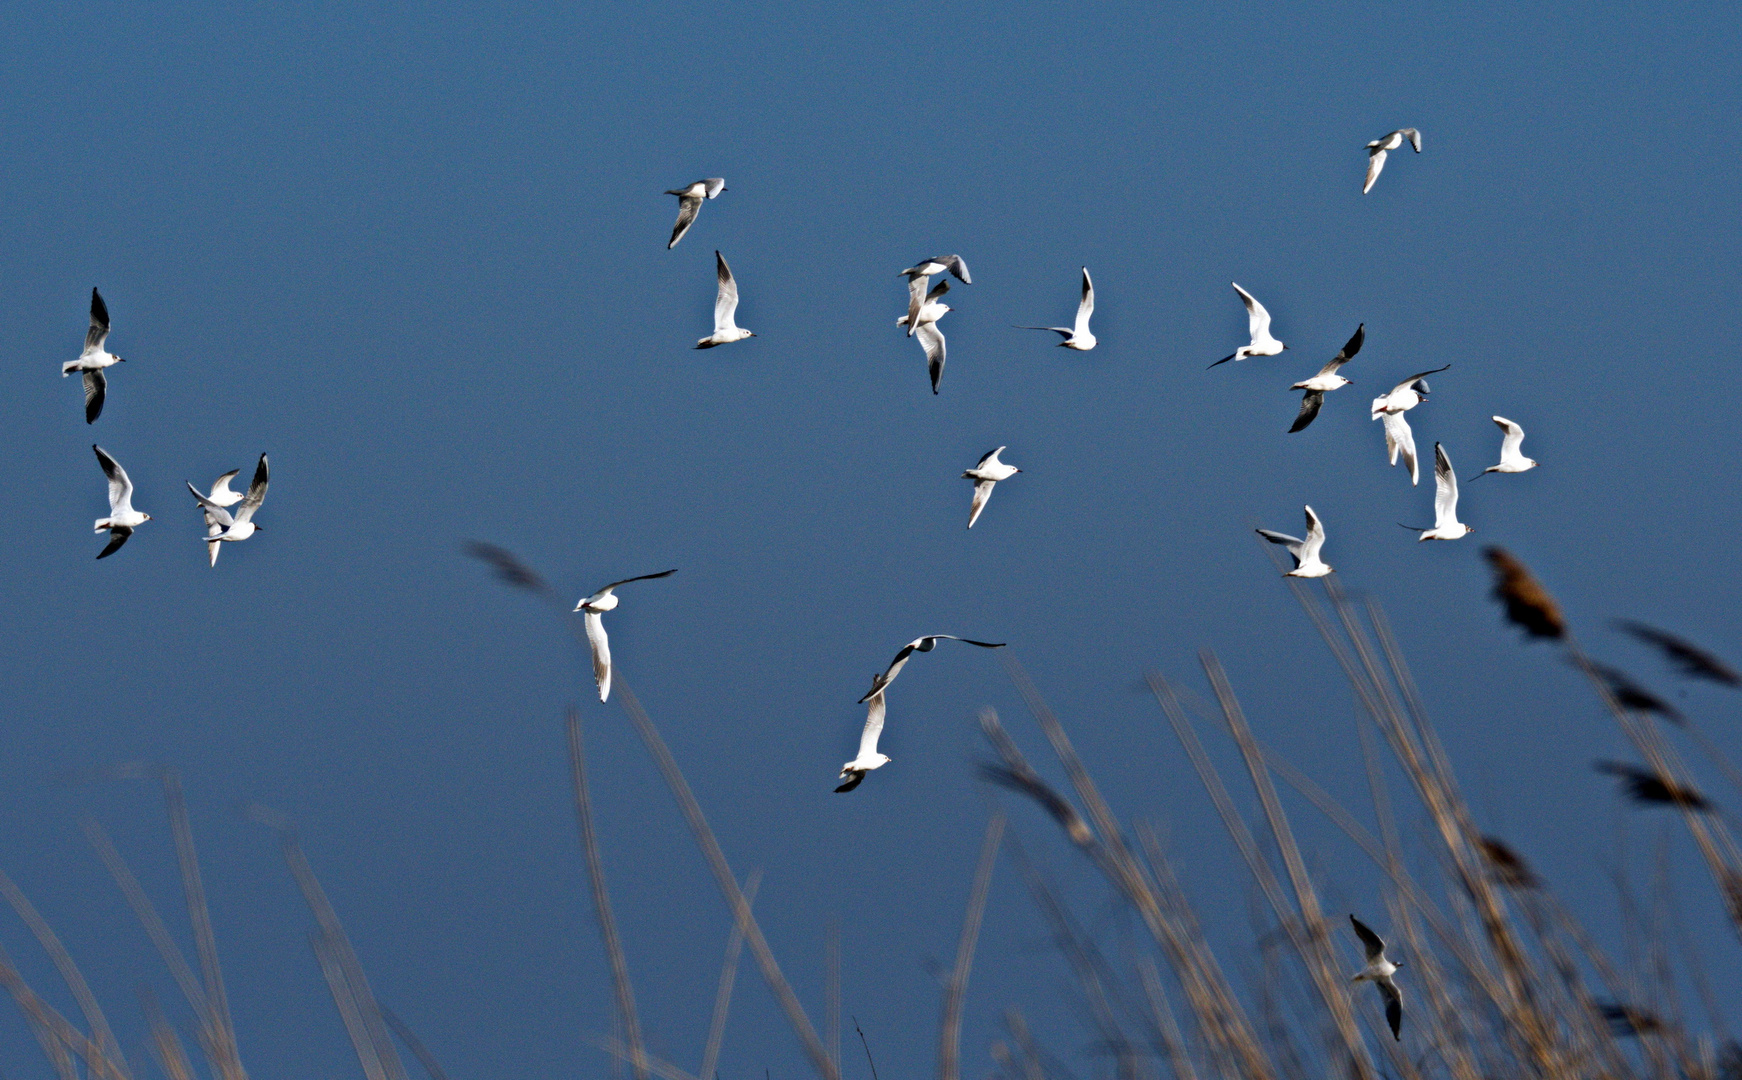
[117,356,127,362]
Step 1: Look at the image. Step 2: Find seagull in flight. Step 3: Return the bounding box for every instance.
[696,251,755,348]
[900,255,971,337]
[1209,282,1285,368]
[62,288,126,424]
[1257,505,1333,578]
[191,469,243,566]
[895,279,951,393]
[963,447,1020,529]
[573,569,678,702]
[1288,323,1364,432]
[187,454,269,560]
[1371,365,1450,485]
[835,692,889,792]
[91,445,150,559]
[1364,128,1421,194]
[1469,416,1538,480]
[1017,267,1096,351]
[665,178,725,249]
[1348,915,1403,1041]
[857,635,1007,703]
[1399,444,1472,541]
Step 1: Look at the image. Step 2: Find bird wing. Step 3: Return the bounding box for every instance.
[86,288,111,352]
[926,279,951,304]
[94,445,134,516]
[209,469,242,503]
[1017,326,1073,338]
[668,194,704,249]
[1300,505,1327,563]
[1349,914,1387,960]
[1231,282,1271,340]
[584,611,613,702]
[1378,978,1403,1040]
[702,177,726,198]
[1493,416,1526,460]
[601,568,680,592]
[856,693,887,760]
[713,251,740,332]
[1319,323,1365,375]
[1363,148,1388,194]
[82,370,106,424]
[904,274,931,336]
[1392,364,1452,396]
[96,529,132,559]
[968,479,996,528]
[1432,443,1458,528]
[1256,530,1305,566]
[977,446,1006,467]
[1403,128,1422,152]
[234,454,270,523]
[1074,267,1094,337]
[1289,390,1325,433]
[916,322,946,394]
[187,481,235,527]
[1382,412,1419,484]
[938,254,971,284]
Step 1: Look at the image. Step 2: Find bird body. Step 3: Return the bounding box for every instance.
[1348,915,1403,1040]
[696,251,754,348]
[1289,324,1364,432]
[665,177,725,249]
[1017,267,1096,350]
[896,280,951,392]
[92,445,150,559]
[1371,365,1449,485]
[1209,282,1284,367]
[1363,128,1421,194]
[963,446,1019,529]
[63,289,125,424]
[1257,505,1332,578]
[1400,443,1472,541]
[572,569,678,702]
[1471,416,1537,479]
[900,255,971,337]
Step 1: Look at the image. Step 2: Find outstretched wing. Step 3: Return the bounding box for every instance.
[668,194,704,249]
[601,568,680,592]
[1289,390,1325,433]
[83,370,106,424]
[187,481,235,527]
[96,529,132,560]
[1074,267,1095,337]
[1382,412,1419,484]
[584,611,613,703]
[1300,506,1327,563]
[1391,364,1452,396]
[917,322,946,394]
[86,288,111,352]
[93,444,133,515]
[1319,323,1365,376]
[1363,148,1388,194]
[1232,282,1271,340]
[1432,443,1458,529]
[1493,416,1526,460]
[905,274,930,336]
[856,693,887,761]
[234,454,270,524]
[1256,529,1305,567]
[967,479,996,528]
[1402,128,1422,152]
[937,254,971,284]
[701,177,726,199]
[1349,914,1387,960]
[713,251,740,332]
[1378,978,1403,1040]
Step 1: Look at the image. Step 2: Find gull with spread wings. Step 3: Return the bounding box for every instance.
[187,455,270,561]
[91,445,150,559]
[665,178,725,249]
[900,255,971,337]
[1349,915,1403,1040]
[896,279,951,393]
[1371,364,1450,485]
[1399,443,1472,541]
[574,569,678,702]
[1257,505,1333,578]
[963,447,1020,528]
[1470,416,1538,480]
[1363,128,1421,194]
[1288,323,1364,432]
[63,288,126,424]
[1017,267,1096,351]
[857,635,1007,703]
[1209,282,1285,368]
[696,251,755,348]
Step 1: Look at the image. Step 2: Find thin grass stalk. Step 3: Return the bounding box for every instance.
[141,987,197,1080]
[854,1017,883,1080]
[699,870,762,1080]
[161,770,246,1080]
[311,930,389,1080]
[596,1037,702,1080]
[940,814,1005,1080]
[614,676,840,1080]
[0,866,127,1074]
[568,709,651,1080]
[380,1007,455,1080]
[828,914,842,1078]
[1002,1010,1049,1080]
[0,941,126,1080]
[1134,957,1198,1080]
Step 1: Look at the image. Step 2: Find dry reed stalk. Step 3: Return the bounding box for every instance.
[827,914,842,1078]
[1135,956,1198,1080]
[567,708,651,1080]
[699,870,763,1080]
[311,928,389,1080]
[596,1036,703,1080]
[141,987,197,1080]
[161,770,246,1080]
[940,814,1006,1080]
[380,1006,455,1080]
[0,866,126,1073]
[0,940,126,1080]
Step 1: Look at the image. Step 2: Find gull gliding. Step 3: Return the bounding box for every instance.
[574,569,678,702]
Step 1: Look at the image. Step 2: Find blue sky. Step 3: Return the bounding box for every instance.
[2,1,1740,1076]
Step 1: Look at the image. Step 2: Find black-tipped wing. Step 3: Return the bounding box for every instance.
[1349,914,1386,960]
[238,453,270,517]
[834,772,865,793]
[1289,390,1324,433]
[1336,323,1366,363]
[668,194,704,249]
[86,288,110,350]
[83,370,106,424]
[938,254,970,284]
[96,529,131,559]
[1378,979,1402,1040]
[601,568,679,592]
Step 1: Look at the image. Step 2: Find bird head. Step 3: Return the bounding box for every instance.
[142,514,152,521]
[116,355,127,362]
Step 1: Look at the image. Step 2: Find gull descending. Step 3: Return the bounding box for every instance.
[857,635,1007,703]
[1017,267,1096,350]
[665,178,725,249]
[573,569,678,702]
[1363,128,1422,195]
[1209,282,1285,368]
[1470,416,1538,480]
[835,692,888,792]
[1257,505,1332,578]
[900,255,971,337]
[91,445,150,559]
[1371,365,1450,485]
[963,446,1020,529]
[62,288,125,424]
[1348,915,1403,1041]
[1400,443,1472,541]
[1289,323,1365,433]
[187,454,270,561]
[696,251,754,348]
[191,468,242,566]
[895,279,951,393]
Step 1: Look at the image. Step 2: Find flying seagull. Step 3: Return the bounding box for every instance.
[895,279,951,393]
[857,635,1007,703]
[1615,621,1741,687]
[835,692,889,792]
[1470,416,1538,480]
[1371,365,1450,485]
[1289,323,1364,432]
[192,468,244,565]
[186,454,269,561]
[91,444,150,559]
[900,255,971,337]
[1363,128,1422,194]
[696,251,755,348]
[1348,915,1403,1041]
[63,288,126,424]
[573,569,678,702]
[963,446,1020,529]
[1017,267,1096,351]
[1399,443,1472,541]
[665,178,725,249]
[1209,282,1285,368]
[1257,505,1333,578]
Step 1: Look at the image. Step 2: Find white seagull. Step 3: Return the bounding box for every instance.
[1371,365,1450,485]
[1399,443,1472,541]
[963,446,1020,529]
[1257,505,1333,578]
[1209,282,1285,368]
[895,279,951,393]
[695,251,754,348]
[900,255,971,337]
[191,468,242,566]
[1348,914,1403,1041]
[835,692,889,793]
[665,178,726,249]
[91,445,150,559]
[63,288,125,425]
[1363,128,1422,195]
[857,634,1007,703]
[1289,323,1365,433]
[1470,416,1538,480]
[573,569,678,702]
[187,455,269,560]
[1017,267,1096,351]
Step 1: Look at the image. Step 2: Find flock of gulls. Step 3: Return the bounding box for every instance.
[62,129,1516,1044]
